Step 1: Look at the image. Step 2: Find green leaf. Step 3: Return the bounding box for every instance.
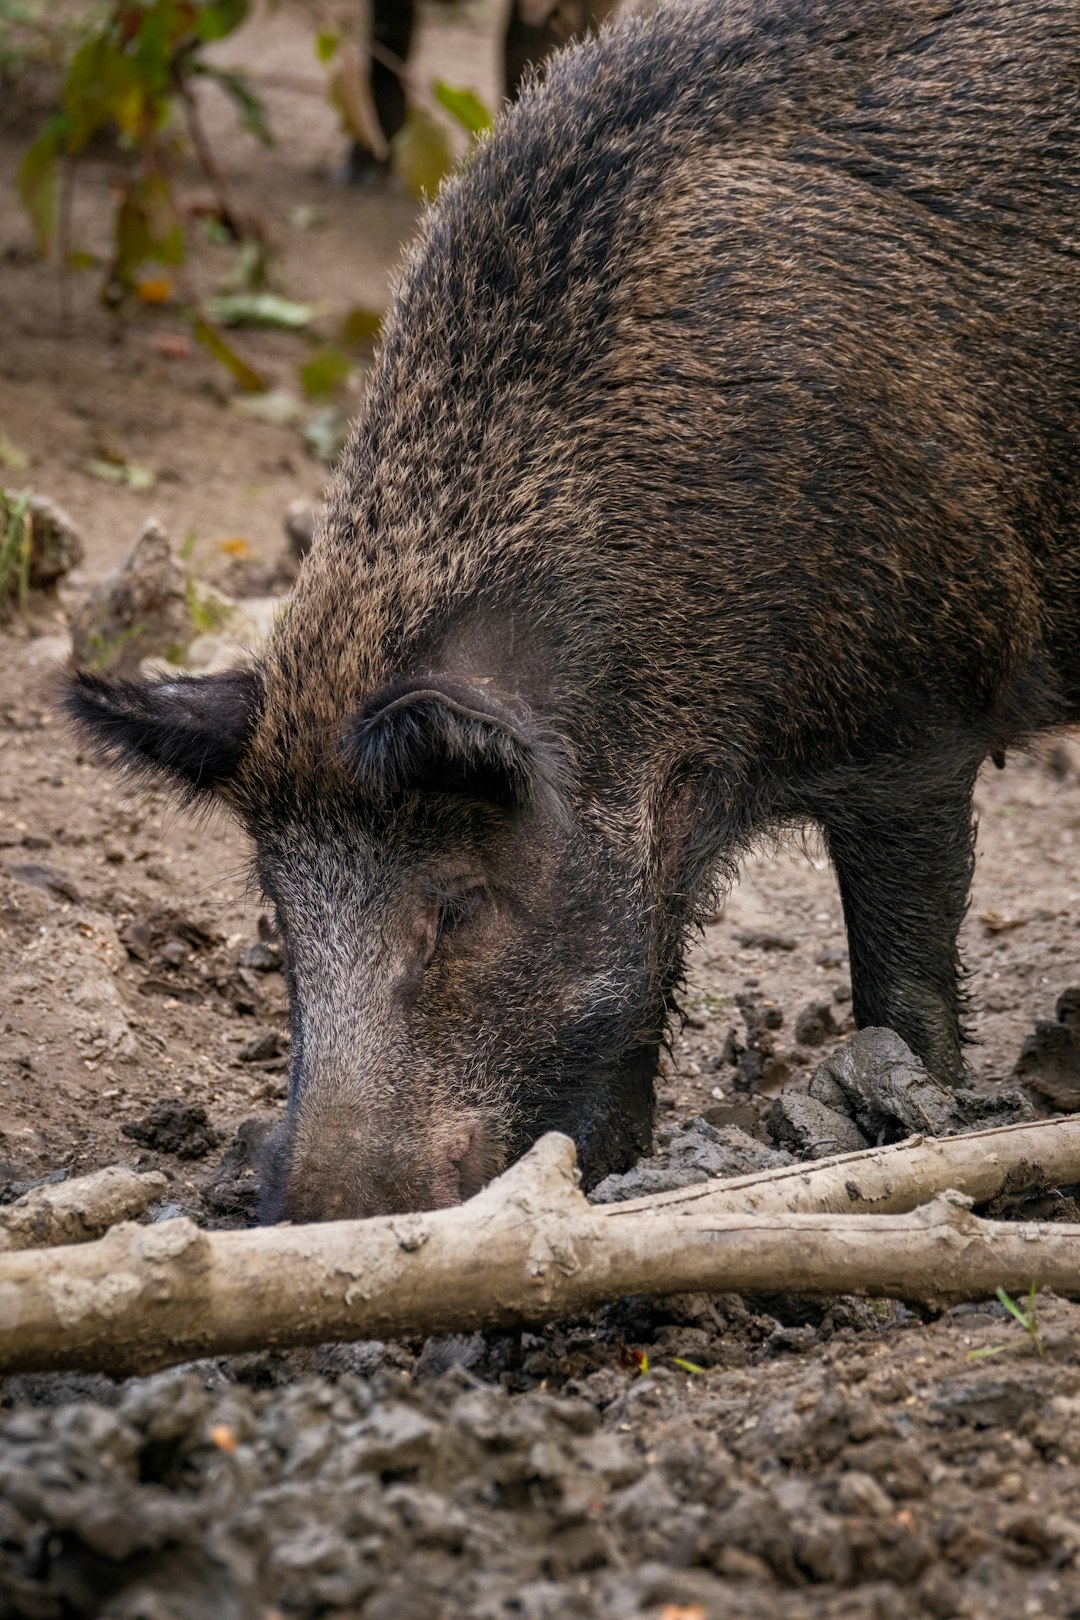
[112,193,154,287]
[315,27,339,64]
[67,250,98,271]
[130,2,174,103]
[195,63,273,144]
[339,304,382,349]
[229,388,304,427]
[192,316,268,392]
[18,118,64,255]
[108,172,186,294]
[204,292,314,330]
[195,0,252,43]
[433,80,494,137]
[671,1358,707,1375]
[299,347,352,399]
[995,1286,1029,1327]
[392,107,454,202]
[221,237,273,293]
[62,34,143,152]
[83,456,155,491]
[139,172,186,265]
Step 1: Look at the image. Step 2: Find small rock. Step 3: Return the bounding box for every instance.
[9,863,80,904]
[237,1031,282,1063]
[793,1001,836,1047]
[1015,988,1080,1110]
[69,519,191,676]
[835,1469,895,1517]
[736,930,797,952]
[28,494,85,586]
[0,490,84,605]
[931,1377,1038,1429]
[121,1098,220,1160]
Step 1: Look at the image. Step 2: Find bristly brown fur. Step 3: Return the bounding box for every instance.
[70,0,1080,1217]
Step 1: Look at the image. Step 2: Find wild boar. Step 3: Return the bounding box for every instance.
[69,0,1080,1219]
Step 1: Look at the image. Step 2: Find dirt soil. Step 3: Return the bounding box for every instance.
[2,5,1080,1618]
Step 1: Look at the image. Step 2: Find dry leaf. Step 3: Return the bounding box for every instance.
[216,537,251,559]
[982,910,1028,934]
[136,276,173,304]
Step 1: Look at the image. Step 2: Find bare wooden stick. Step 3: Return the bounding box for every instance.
[0,1167,168,1255]
[599,1114,1080,1220]
[0,1133,1076,1377]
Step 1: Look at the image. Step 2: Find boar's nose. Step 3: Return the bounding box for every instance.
[270,1110,506,1223]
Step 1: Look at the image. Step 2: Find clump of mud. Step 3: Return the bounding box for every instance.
[2,1029,1079,1619]
[3,1292,1080,1620]
[1015,987,1080,1113]
[768,1028,1034,1161]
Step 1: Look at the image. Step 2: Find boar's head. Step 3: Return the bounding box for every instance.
[66,656,664,1221]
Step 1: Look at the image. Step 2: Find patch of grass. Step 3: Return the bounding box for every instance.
[0,487,32,611]
[967,1281,1044,1361]
[693,991,732,1014]
[995,1281,1045,1358]
[186,581,232,636]
[84,623,145,674]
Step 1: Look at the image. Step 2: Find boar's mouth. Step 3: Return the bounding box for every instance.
[260,1106,507,1224]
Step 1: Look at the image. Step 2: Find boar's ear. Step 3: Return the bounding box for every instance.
[348,680,562,813]
[65,668,261,796]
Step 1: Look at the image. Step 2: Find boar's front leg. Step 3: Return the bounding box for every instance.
[818,760,982,1085]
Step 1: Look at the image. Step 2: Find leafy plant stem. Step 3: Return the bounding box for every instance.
[179,78,244,241]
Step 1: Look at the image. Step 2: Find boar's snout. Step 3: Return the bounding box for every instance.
[260,1107,507,1224]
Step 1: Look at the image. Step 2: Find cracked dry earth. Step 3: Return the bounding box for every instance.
[4,3,1080,1614]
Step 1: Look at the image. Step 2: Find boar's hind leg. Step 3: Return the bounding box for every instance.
[820,764,980,1086]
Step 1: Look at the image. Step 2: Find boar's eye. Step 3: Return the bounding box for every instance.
[435,883,489,945]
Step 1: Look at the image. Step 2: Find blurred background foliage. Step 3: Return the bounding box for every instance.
[2,0,492,388]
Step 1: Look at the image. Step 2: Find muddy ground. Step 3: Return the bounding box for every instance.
[2,4,1080,1617]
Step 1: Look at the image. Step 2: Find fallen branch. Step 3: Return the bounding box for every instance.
[0,1166,167,1254]
[0,1133,1076,1377]
[601,1113,1080,1220]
